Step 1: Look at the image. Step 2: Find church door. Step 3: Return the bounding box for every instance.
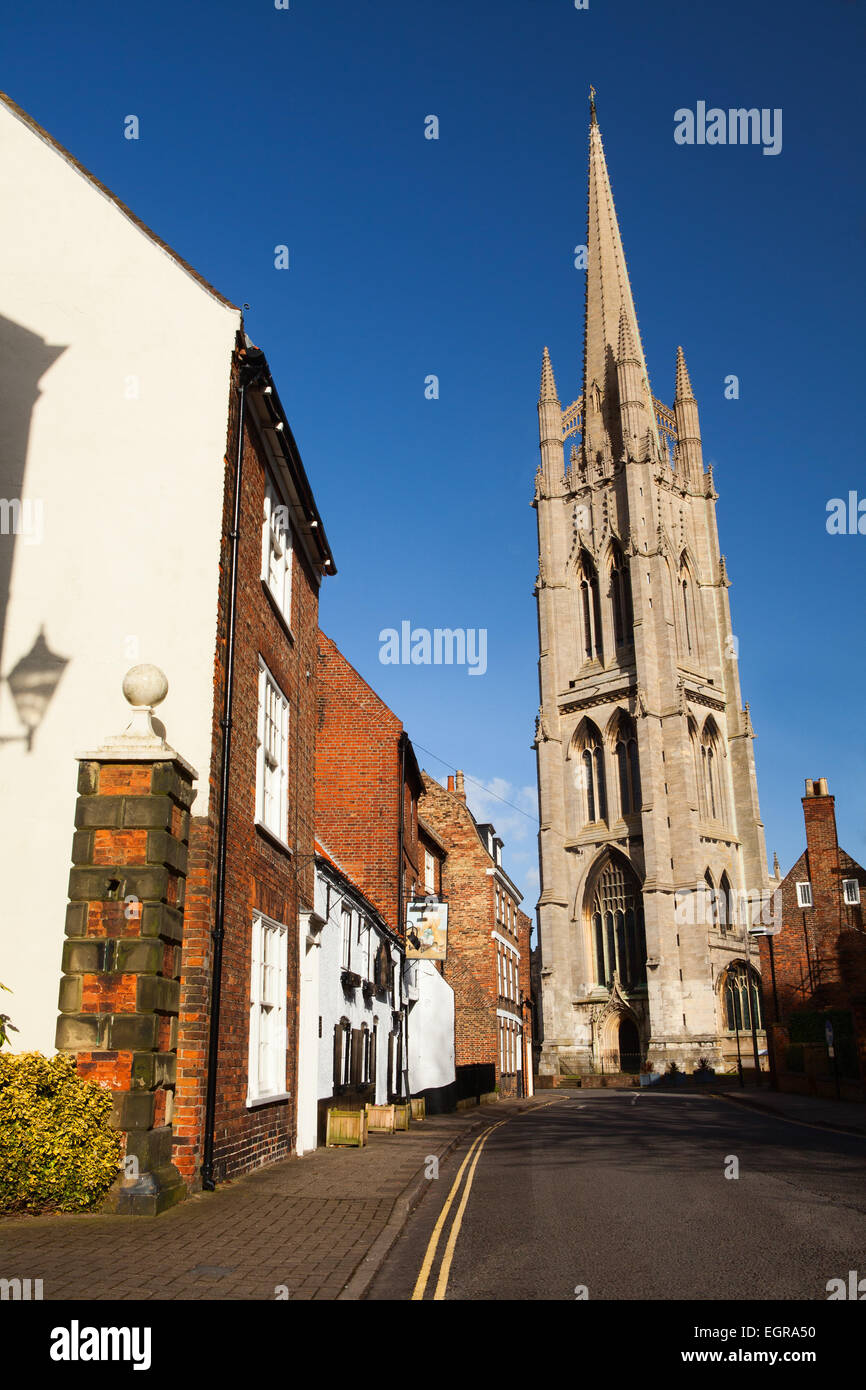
[618,1017,641,1073]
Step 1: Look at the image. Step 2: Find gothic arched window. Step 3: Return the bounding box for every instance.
[609,545,634,649]
[688,716,705,817]
[575,721,608,826]
[723,962,763,1033]
[590,857,646,991]
[679,555,698,661]
[700,719,726,824]
[578,551,603,663]
[704,870,719,930]
[612,712,641,817]
[719,871,735,933]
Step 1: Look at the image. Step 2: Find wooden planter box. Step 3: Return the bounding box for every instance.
[393,1102,411,1131]
[326,1107,368,1148]
[366,1103,396,1134]
[410,1097,426,1122]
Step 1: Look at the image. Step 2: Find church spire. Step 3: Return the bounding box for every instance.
[539,344,560,404]
[673,345,704,483]
[582,103,660,462]
[537,345,565,491]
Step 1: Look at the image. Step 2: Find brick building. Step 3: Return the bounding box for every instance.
[419,771,533,1099]
[314,636,455,1114]
[758,778,866,1092]
[316,634,424,930]
[172,341,335,1186]
[1,93,341,1194]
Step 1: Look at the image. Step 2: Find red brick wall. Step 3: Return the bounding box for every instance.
[419,773,530,1088]
[759,790,866,1044]
[315,634,421,936]
[173,350,321,1184]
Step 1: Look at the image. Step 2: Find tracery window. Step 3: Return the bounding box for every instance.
[575,722,608,826]
[590,857,646,991]
[704,870,719,930]
[679,556,698,660]
[613,713,641,817]
[719,872,735,933]
[723,963,763,1033]
[578,550,603,662]
[610,545,634,648]
[700,719,725,823]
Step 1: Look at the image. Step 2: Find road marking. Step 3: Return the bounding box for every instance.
[410,1128,489,1301]
[432,1120,508,1300]
[411,1100,568,1301]
[631,1093,639,1105]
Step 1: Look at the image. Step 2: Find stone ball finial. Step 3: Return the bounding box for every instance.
[122,664,168,710]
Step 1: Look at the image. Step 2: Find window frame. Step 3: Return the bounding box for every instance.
[261,475,293,625]
[796,881,813,909]
[247,910,289,1107]
[256,659,290,847]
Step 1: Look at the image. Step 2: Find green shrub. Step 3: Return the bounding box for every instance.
[0,1052,122,1214]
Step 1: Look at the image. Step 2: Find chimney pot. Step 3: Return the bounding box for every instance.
[804,779,814,797]
[447,775,454,793]
[817,777,829,796]
[455,770,465,800]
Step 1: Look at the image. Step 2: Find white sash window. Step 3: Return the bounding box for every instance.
[247,911,288,1104]
[262,479,292,622]
[256,661,290,844]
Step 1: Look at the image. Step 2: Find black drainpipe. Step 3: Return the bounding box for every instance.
[201,354,262,1191]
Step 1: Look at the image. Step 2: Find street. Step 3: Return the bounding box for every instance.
[366,1092,866,1301]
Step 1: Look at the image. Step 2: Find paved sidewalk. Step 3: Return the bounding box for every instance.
[711,1086,866,1136]
[0,1096,543,1301]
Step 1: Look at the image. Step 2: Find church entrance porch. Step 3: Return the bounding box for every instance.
[592,981,646,1076]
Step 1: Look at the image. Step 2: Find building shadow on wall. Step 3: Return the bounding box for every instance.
[0,313,69,747]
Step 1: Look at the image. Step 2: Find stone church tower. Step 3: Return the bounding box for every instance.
[533,100,770,1076]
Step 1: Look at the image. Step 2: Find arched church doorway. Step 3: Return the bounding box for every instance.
[618,1016,641,1073]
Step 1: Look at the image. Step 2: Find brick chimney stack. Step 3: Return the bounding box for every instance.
[802,776,840,920]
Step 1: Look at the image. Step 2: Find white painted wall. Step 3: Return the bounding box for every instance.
[313,867,403,1117]
[296,911,322,1155]
[407,959,455,1096]
[0,100,241,1051]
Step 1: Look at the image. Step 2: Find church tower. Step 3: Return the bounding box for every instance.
[533,98,770,1076]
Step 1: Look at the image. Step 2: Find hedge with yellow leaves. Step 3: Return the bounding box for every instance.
[0,1052,122,1214]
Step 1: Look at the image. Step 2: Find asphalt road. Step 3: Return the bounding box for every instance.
[365,1092,866,1301]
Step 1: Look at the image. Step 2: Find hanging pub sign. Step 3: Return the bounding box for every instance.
[406,899,448,960]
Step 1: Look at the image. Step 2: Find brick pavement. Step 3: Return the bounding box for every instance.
[0,1097,540,1301]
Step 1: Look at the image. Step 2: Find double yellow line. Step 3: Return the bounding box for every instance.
[411,1118,507,1301]
[410,1099,567,1301]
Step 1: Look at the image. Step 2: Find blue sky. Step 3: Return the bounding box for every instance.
[5,0,865,908]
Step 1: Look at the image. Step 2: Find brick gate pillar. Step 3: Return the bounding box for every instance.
[55,665,198,1215]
